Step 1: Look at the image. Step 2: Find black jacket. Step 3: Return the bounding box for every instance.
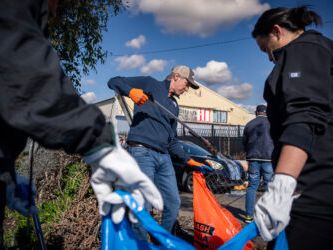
[0,0,114,163]
[264,30,333,217]
[243,115,273,161]
[108,76,189,163]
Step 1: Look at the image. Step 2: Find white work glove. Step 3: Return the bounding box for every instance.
[0,173,37,216]
[254,174,300,241]
[83,145,163,224]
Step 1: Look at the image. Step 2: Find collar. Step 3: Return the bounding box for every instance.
[272,30,322,62]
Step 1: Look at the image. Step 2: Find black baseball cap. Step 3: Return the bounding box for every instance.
[256,105,267,113]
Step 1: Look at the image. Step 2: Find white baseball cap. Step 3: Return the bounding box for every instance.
[171,65,199,89]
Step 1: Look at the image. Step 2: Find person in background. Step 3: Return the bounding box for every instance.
[251,6,333,249]
[0,0,163,247]
[243,104,273,223]
[108,65,212,235]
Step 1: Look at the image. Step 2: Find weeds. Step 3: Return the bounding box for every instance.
[4,160,90,249]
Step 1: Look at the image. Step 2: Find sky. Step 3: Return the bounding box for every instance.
[80,0,333,112]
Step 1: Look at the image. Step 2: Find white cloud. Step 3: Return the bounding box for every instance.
[81,79,96,85]
[141,59,167,74]
[217,83,252,100]
[194,60,232,85]
[237,103,257,113]
[86,79,96,85]
[129,0,269,37]
[115,54,145,70]
[81,92,97,104]
[126,35,146,49]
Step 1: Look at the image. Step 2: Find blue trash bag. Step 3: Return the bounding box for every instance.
[217,222,288,250]
[101,190,195,250]
[220,158,242,181]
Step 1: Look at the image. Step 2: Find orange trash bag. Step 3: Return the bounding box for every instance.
[193,172,253,250]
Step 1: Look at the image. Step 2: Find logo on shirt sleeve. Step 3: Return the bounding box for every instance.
[288,72,301,78]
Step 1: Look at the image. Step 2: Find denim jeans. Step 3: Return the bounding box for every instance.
[128,146,181,234]
[245,161,273,217]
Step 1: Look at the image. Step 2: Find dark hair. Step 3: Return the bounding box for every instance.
[252,6,322,37]
[256,105,267,113]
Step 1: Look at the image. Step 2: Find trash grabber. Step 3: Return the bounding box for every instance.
[148,97,226,159]
[28,141,46,250]
[18,178,46,250]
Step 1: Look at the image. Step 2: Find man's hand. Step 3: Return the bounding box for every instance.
[129,88,149,106]
[254,174,299,241]
[187,159,214,174]
[83,146,163,223]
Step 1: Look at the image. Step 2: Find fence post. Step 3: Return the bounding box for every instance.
[211,124,215,137]
[237,125,241,137]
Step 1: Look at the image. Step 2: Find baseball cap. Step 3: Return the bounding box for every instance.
[171,65,200,89]
[256,104,267,113]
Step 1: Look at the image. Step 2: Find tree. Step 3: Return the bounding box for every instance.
[48,0,127,90]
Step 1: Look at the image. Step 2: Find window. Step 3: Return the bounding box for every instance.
[213,110,227,123]
[197,109,211,122]
[179,107,197,122]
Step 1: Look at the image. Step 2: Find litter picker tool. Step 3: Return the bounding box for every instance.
[28,141,46,250]
[148,96,223,158]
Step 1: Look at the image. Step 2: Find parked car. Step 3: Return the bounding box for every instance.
[172,140,245,193]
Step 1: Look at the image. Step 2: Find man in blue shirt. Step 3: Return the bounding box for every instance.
[243,105,274,223]
[108,65,211,234]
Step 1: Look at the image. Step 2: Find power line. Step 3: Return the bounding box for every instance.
[111,19,333,57]
[111,37,251,57]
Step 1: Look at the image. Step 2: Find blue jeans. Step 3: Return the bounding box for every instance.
[128,146,181,233]
[245,161,273,217]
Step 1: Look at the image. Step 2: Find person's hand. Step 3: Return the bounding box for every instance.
[254,174,300,241]
[0,173,37,216]
[187,159,214,174]
[83,146,163,223]
[129,88,149,105]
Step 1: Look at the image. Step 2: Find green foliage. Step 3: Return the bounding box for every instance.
[4,162,88,248]
[48,0,127,89]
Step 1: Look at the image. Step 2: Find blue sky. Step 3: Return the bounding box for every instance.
[81,0,333,112]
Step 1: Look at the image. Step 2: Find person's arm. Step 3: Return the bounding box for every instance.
[275,144,307,178]
[107,76,148,96]
[107,76,153,105]
[168,138,190,164]
[166,110,200,168]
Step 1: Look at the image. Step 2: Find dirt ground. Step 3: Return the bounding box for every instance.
[177,190,267,250]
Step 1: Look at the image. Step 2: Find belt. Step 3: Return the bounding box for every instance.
[127,141,165,154]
